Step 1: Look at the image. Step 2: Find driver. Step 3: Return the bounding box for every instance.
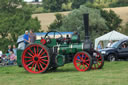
[122,42,127,48]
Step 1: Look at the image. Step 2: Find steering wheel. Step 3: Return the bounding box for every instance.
[44,31,63,44]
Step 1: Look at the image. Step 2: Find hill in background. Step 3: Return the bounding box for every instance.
[32,7,128,31]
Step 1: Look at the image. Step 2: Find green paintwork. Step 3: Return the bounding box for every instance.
[17,49,23,67]
[59,43,83,54]
[17,34,82,67]
[55,55,65,66]
[71,35,78,43]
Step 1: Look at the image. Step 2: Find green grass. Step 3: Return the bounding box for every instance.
[0,61,128,85]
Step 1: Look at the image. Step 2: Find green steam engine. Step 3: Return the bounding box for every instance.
[17,14,104,74]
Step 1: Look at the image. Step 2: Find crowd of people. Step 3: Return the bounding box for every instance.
[0,29,36,66]
[0,45,17,66]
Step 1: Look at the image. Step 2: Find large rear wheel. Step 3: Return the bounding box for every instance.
[73,51,92,72]
[22,44,50,74]
[91,51,104,69]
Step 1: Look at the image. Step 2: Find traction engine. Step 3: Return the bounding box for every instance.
[17,14,104,74]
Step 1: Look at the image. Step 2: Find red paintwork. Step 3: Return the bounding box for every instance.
[22,44,49,74]
[40,39,46,45]
[73,52,91,71]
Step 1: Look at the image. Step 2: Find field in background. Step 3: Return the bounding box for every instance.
[32,7,128,32]
[0,61,128,85]
[32,12,70,32]
[105,7,128,26]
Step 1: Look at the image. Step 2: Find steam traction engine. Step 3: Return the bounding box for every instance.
[17,14,104,74]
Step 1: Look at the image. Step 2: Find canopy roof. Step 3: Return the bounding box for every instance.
[95,30,128,49]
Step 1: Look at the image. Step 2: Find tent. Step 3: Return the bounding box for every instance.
[95,30,128,49]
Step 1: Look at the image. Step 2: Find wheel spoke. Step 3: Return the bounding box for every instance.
[86,63,89,66]
[40,61,47,65]
[34,47,36,54]
[82,65,84,70]
[85,59,89,62]
[28,48,35,56]
[38,49,43,56]
[34,63,37,72]
[30,62,35,70]
[85,54,89,59]
[39,63,44,70]
[83,64,87,68]
[82,54,84,60]
[40,56,48,59]
[37,62,40,71]
[25,59,32,63]
[41,59,48,62]
[76,59,81,61]
[27,61,33,67]
[78,63,81,68]
[27,52,33,57]
[40,51,46,57]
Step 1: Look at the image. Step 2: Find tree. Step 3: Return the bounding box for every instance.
[71,0,88,9]
[43,0,69,12]
[48,13,64,31]
[49,6,108,41]
[0,0,41,52]
[100,9,122,31]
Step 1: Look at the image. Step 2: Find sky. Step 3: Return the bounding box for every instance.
[24,0,42,2]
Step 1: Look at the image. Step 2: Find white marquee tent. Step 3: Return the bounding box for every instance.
[95,30,128,49]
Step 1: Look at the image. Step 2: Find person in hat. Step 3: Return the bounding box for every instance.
[23,30,30,47]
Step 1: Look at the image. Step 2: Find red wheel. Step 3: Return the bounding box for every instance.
[22,44,50,74]
[73,51,92,71]
[91,51,104,69]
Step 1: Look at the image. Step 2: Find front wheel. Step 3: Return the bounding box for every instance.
[22,44,50,74]
[73,51,92,72]
[108,54,116,62]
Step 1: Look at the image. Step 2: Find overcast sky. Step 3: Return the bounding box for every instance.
[24,0,42,2]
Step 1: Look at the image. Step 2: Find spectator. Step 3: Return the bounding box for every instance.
[29,29,36,43]
[24,30,30,47]
[97,41,103,51]
[1,54,9,65]
[107,40,113,48]
[13,45,17,58]
[7,45,13,53]
[9,51,16,65]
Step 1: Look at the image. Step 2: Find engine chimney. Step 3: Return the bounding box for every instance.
[83,14,93,50]
[83,13,89,40]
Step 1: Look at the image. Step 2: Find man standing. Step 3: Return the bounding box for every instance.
[24,30,30,47]
[107,40,113,48]
[29,29,36,43]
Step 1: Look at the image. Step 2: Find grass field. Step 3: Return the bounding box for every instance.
[0,61,128,85]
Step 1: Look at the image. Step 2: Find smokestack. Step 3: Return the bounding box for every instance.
[83,14,89,40]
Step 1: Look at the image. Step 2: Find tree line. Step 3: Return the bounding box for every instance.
[0,0,41,52]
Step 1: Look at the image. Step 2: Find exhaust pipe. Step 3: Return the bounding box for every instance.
[83,14,93,50]
[83,13,90,40]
